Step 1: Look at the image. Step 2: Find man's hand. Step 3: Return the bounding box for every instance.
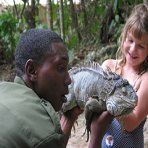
[63,106,84,123]
[60,107,83,147]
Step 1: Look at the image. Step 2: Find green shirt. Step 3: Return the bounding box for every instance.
[0,76,64,148]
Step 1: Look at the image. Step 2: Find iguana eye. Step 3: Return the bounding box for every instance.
[91,95,99,99]
[122,87,127,95]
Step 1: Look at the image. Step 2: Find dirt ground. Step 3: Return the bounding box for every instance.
[0,64,148,148]
[67,113,148,148]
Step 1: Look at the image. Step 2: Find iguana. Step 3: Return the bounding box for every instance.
[62,61,138,141]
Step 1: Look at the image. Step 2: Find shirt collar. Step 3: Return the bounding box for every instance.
[14,76,26,85]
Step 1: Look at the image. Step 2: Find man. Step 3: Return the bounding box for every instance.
[0,29,112,148]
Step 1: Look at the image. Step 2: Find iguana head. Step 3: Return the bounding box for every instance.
[105,78,138,116]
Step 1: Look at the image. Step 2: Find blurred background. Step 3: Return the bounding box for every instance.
[0,0,146,67]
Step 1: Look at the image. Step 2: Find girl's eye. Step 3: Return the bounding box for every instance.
[138,44,145,49]
[128,38,133,43]
[126,36,133,43]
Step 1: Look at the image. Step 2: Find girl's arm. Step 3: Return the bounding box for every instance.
[88,111,113,148]
[122,72,148,131]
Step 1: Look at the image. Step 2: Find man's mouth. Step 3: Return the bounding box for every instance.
[61,95,67,103]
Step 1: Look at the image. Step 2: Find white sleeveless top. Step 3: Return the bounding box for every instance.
[114,60,145,91]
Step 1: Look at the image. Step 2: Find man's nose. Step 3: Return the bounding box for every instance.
[66,73,71,85]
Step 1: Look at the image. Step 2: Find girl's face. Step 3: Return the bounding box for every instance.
[123,32,148,67]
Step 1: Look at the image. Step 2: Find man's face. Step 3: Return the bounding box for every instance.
[35,42,71,111]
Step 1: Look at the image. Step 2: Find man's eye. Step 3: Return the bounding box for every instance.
[57,65,67,72]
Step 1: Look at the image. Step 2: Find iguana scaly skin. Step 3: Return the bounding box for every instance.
[62,61,138,140]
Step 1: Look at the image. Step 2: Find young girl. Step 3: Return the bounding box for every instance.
[101,3,148,148]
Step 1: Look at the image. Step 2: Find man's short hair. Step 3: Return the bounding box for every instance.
[15,29,63,77]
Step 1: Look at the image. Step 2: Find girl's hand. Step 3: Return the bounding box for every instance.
[88,111,113,148]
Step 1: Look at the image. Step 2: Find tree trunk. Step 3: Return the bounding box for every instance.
[59,0,64,41]
[69,0,81,42]
[30,0,36,28]
[24,0,36,28]
[46,0,53,30]
[100,3,114,43]
[13,0,19,19]
[143,0,147,3]
[81,0,88,26]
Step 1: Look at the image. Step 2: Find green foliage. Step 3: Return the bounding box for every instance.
[107,0,143,42]
[0,11,20,62]
[0,0,144,64]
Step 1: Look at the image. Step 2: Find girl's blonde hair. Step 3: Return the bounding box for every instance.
[116,3,148,74]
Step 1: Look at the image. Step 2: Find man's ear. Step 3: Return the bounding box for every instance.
[25,59,38,81]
